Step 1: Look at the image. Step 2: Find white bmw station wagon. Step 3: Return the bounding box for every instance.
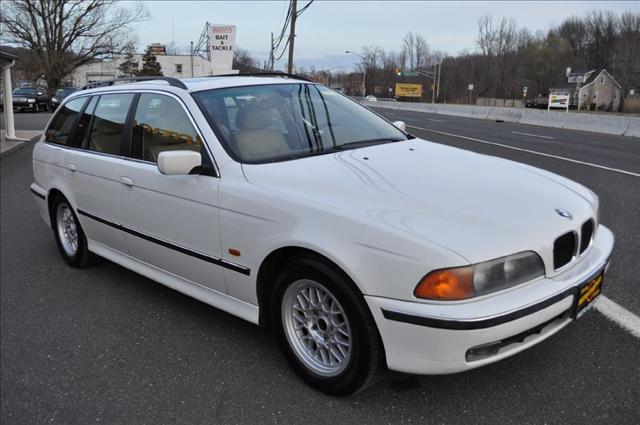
[31,75,614,395]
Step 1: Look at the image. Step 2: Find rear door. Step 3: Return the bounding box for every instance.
[62,93,136,253]
[118,92,226,293]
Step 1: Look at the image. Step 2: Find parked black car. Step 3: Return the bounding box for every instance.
[524,96,549,109]
[12,86,51,112]
[51,87,78,109]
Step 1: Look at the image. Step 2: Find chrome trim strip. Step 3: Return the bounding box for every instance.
[77,209,250,276]
[30,187,46,200]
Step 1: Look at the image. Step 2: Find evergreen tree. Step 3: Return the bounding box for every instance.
[138,47,163,76]
[118,47,139,77]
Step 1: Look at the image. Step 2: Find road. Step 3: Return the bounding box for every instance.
[2,111,639,424]
[0,110,52,131]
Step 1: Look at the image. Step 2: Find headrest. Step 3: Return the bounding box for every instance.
[236,105,271,131]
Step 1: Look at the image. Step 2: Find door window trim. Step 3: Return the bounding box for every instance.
[43,89,219,177]
[45,95,90,147]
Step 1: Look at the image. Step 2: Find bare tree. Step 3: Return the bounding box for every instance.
[615,11,640,105]
[0,0,148,93]
[414,34,430,69]
[402,32,415,68]
[233,48,261,73]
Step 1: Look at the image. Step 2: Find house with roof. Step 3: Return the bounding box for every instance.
[550,68,622,112]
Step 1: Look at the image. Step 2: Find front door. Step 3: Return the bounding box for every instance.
[118,92,226,293]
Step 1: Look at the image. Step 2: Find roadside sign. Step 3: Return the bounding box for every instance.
[523,86,528,94]
[395,83,422,98]
[403,71,419,77]
[468,84,474,91]
[209,24,236,69]
[548,94,570,112]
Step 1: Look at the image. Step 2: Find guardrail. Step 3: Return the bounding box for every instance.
[362,100,640,138]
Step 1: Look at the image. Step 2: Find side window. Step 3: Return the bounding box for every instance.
[132,94,202,162]
[44,98,87,146]
[72,96,99,148]
[87,93,134,155]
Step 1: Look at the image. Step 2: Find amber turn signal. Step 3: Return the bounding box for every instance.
[414,267,474,300]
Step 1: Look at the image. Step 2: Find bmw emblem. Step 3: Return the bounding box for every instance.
[555,208,573,219]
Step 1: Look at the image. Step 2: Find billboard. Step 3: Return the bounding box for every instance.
[548,94,570,111]
[395,83,422,98]
[209,24,236,69]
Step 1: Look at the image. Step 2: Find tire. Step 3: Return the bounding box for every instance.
[51,195,95,268]
[273,255,385,396]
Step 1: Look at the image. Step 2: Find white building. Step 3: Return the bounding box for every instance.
[69,53,237,87]
[70,25,239,87]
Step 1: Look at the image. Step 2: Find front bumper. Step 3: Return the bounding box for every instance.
[366,224,614,375]
[13,102,37,111]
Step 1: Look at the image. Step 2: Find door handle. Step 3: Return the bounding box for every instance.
[66,163,77,173]
[120,176,134,188]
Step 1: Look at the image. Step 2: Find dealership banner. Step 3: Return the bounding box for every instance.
[395,83,422,98]
[209,24,236,69]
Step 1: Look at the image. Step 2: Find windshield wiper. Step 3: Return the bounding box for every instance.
[334,137,405,150]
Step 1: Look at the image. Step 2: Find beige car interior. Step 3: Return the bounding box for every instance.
[233,105,291,161]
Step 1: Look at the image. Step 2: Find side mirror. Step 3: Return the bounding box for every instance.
[392,120,406,132]
[157,150,202,175]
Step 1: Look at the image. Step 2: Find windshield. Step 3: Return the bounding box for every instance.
[13,87,37,96]
[193,83,409,163]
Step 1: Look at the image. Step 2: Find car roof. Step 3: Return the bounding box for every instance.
[72,76,318,98]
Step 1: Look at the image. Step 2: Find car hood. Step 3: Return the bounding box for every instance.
[241,138,597,264]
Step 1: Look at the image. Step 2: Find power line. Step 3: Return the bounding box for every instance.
[296,0,314,17]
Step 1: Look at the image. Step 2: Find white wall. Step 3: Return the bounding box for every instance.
[69,54,238,87]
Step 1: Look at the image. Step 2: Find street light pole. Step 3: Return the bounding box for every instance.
[346,51,366,97]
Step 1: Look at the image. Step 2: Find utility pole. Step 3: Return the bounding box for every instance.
[436,61,441,101]
[190,41,194,77]
[431,63,436,103]
[287,0,297,73]
[269,32,275,70]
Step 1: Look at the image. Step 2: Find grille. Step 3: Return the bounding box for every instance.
[580,219,595,254]
[554,231,577,269]
[553,218,596,270]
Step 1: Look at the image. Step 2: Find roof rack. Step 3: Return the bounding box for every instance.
[214,72,313,82]
[81,76,188,90]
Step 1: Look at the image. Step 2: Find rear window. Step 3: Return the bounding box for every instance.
[45,97,88,146]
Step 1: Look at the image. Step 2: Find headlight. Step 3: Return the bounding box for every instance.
[28,99,36,103]
[414,251,545,300]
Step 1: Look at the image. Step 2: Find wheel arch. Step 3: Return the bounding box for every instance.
[47,188,66,228]
[256,245,363,328]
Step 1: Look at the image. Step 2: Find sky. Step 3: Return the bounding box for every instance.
[137,0,639,70]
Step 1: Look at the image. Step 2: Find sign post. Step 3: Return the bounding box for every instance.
[468,84,474,104]
[522,86,528,107]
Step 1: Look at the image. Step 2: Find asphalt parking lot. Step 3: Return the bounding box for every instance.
[0,110,52,131]
[1,111,639,424]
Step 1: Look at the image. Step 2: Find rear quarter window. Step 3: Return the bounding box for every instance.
[44,97,88,146]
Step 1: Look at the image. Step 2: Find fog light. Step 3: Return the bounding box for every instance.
[465,341,502,362]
